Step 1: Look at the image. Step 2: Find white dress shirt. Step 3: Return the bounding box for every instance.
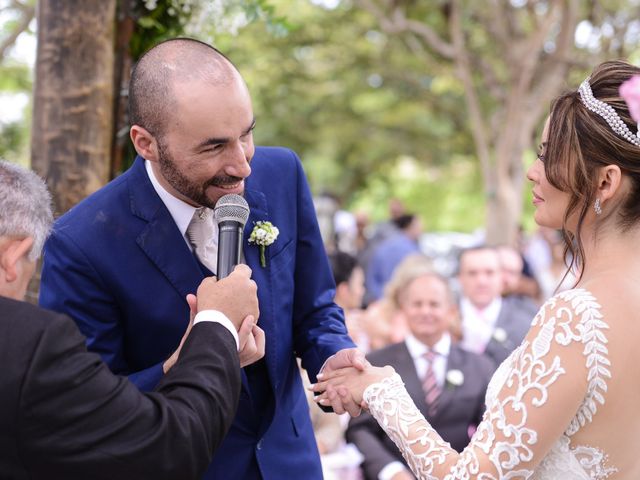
[145,161,237,348]
[378,333,451,480]
[405,332,451,388]
[145,160,219,259]
[459,296,502,354]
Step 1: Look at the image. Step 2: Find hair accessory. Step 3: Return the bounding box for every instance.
[594,198,602,216]
[578,77,640,147]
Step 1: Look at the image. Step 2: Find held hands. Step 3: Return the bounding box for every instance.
[196,265,265,367]
[163,265,264,373]
[313,348,369,417]
[196,264,259,328]
[310,364,396,411]
[236,315,265,368]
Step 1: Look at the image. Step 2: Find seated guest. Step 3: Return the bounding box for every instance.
[330,251,367,350]
[457,246,532,368]
[298,251,366,479]
[0,160,261,480]
[360,254,434,350]
[496,244,540,315]
[347,269,493,480]
[364,214,422,304]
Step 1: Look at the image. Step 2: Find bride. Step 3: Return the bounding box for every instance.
[312,60,640,479]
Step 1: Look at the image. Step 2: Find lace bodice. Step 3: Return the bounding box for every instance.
[363,289,617,479]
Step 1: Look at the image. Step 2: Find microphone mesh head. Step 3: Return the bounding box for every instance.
[213,194,250,226]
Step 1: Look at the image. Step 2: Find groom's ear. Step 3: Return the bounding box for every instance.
[130,125,160,161]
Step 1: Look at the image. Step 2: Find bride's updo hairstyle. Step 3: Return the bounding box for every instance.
[544,60,640,279]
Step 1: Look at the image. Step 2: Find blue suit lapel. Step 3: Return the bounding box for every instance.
[128,157,203,300]
[243,187,277,388]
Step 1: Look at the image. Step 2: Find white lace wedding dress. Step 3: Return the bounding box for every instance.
[363,289,617,479]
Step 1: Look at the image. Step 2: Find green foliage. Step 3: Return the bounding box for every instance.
[192,0,479,230]
[0,119,29,161]
[0,62,31,91]
[11,0,640,233]
[130,0,197,58]
[0,60,32,165]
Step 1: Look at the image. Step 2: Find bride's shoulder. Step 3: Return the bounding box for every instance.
[535,287,602,320]
[527,288,610,342]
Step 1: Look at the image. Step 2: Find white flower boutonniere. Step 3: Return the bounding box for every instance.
[248,221,279,267]
[446,369,464,388]
[493,327,508,344]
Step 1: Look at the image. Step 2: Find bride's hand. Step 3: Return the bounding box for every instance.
[310,364,395,411]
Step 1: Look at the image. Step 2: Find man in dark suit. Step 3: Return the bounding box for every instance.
[457,246,533,368]
[39,38,363,479]
[0,160,260,479]
[347,272,493,480]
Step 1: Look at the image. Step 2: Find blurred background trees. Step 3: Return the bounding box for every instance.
[2,0,640,240]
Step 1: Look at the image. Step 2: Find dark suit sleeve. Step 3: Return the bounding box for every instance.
[346,411,406,479]
[471,354,495,427]
[19,313,240,480]
[345,348,408,479]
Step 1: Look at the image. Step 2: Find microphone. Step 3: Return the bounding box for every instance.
[213,194,250,279]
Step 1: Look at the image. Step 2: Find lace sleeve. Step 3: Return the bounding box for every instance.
[363,289,611,479]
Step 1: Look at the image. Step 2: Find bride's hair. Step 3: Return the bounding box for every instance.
[544,60,640,281]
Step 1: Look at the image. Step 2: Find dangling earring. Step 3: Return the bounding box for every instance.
[594,198,602,216]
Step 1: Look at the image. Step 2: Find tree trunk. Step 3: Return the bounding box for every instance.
[486,147,526,247]
[27,0,116,303]
[31,0,116,216]
[111,0,135,178]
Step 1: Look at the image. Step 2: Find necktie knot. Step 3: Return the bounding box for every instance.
[186,208,217,274]
[197,207,210,220]
[424,350,437,362]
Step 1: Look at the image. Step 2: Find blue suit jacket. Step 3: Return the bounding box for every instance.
[40,147,356,479]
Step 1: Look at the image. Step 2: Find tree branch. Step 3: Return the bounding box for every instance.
[357,0,455,59]
[449,0,493,191]
[0,0,35,62]
[477,0,511,64]
[526,0,580,135]
[470,55,505,103]
[513,0,560,99]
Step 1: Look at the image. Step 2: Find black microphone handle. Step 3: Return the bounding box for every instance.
[216,220,244,279]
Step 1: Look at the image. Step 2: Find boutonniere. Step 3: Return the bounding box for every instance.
[446,369,464,388]
[248,221,279,267]
[492,327,508,344]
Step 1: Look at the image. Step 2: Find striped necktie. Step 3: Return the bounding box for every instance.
[423,350,441,417]
[186,207,217,274]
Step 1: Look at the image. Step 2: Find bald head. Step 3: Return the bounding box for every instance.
[129,38,242,139]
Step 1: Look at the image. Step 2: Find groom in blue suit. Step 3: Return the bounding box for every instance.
[39,38,362,479]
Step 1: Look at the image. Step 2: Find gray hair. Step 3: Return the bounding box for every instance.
[0,160,53,260]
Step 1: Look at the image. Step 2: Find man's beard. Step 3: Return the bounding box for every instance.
[157,139,244,209]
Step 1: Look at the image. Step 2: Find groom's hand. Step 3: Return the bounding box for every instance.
[319,348,369,416]
[323,348,369,373]
[237,315,265,367]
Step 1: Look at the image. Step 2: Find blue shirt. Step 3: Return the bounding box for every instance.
[365,232,420,302]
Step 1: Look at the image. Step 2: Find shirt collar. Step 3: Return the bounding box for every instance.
[405,332,451,360]
[460,296,502,322]
[145,160,200,237]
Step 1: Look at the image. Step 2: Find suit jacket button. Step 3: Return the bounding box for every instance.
[257,439,263,450]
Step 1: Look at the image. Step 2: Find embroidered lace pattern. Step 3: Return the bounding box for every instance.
[363,289,617,479]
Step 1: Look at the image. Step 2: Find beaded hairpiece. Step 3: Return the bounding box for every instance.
[578,77,640,147]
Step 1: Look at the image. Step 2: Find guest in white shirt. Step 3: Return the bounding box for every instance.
[457,246,533,368]
[346,270,493,480]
